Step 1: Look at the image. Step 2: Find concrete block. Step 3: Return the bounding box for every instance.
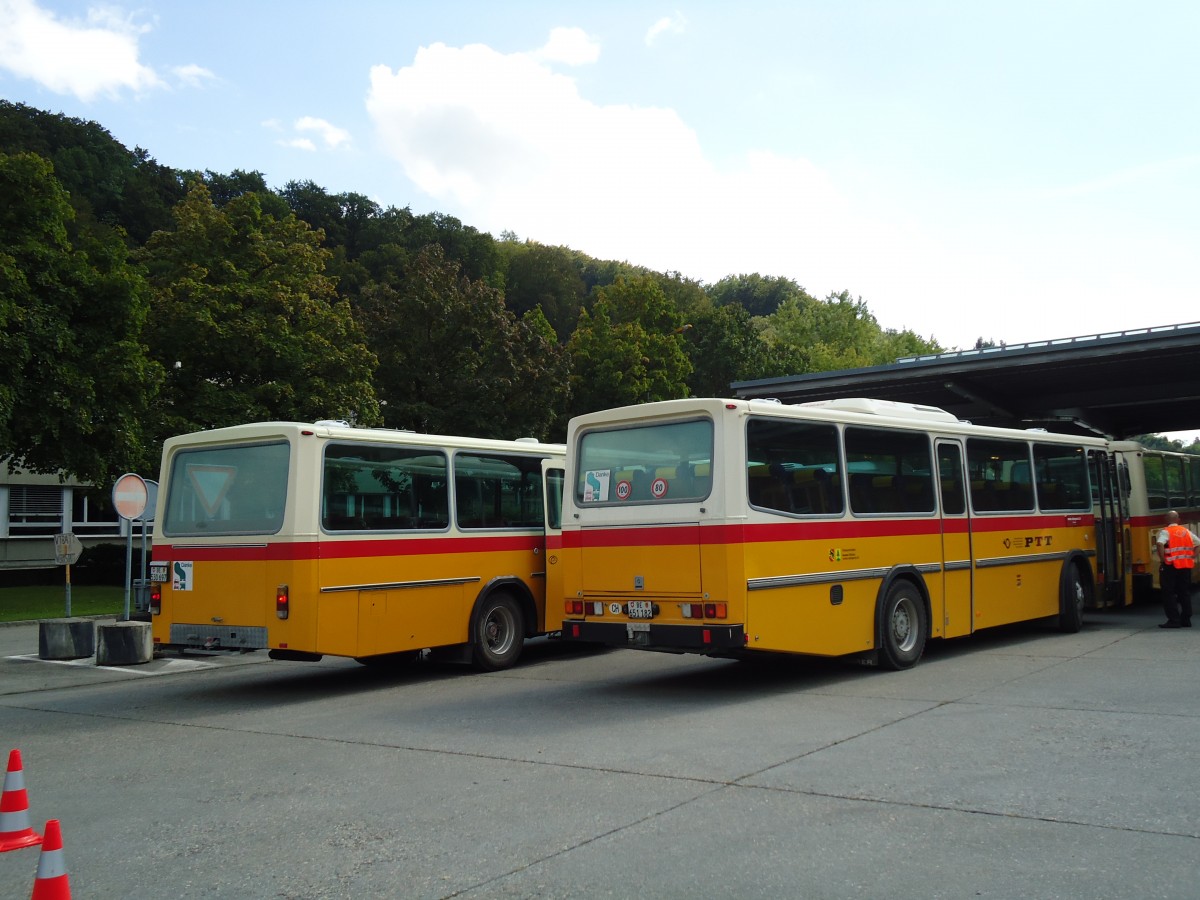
[96,620,153,666]
[39,618,95,660]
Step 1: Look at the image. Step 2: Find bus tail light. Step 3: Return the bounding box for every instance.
[682,603,727,619]
[565,600,605,617]
[149,584,162,616]
[276,585,289,620]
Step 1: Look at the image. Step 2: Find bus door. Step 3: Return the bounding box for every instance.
[542,459,565,633]
[936,440,974,638]
[1089,449,1127,607]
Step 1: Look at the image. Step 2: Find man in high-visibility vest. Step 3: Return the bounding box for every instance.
[1155,510,1200,628]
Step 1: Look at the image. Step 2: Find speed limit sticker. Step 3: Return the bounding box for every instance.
[651,478,668,499]
[616,480,632,501]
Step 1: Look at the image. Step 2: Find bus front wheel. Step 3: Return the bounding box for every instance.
[879,580,927,670]
[471,593,524,672]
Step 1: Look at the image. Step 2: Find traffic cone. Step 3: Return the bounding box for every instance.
[30,819,71,899]
[0,749,42,852]
[29,825,70,900]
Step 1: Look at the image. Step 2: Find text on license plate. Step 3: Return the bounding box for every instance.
[628,600,654,619]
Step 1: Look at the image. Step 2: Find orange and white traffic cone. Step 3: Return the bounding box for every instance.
[0,749,43,852]
[30,819,71,900]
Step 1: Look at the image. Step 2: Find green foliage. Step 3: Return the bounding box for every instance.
[685,304,776,397]
[0,151,160,483]
[355,245,568,440]
[0,100,186,244]
[565,275,692,418]
[503,241,587,341]
[1130,434,1200,454]
[708,273,808,317]
[760,289,940,374]
[141,182,380,435]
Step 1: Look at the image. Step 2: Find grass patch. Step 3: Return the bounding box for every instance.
[0,585,127,623]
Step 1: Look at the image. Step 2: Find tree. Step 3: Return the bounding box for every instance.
[0,152,161,482]
[355,245,569,440]
[708,273,808,317]
[759,289,940,374]
[565,275,692,419]
[685,304,776,397]
[141,182,379,436]
[503,242,587,341]
[0,100,186,245]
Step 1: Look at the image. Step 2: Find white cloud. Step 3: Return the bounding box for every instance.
[366,32,1190,350]
[645,12,686,46]
[0,0,163,100]
[282,137,317,152]
[532,26,600,66]
[365,36,877,291]
[294,116,351,149]
[172,63,216,89]
[267,116,351,152]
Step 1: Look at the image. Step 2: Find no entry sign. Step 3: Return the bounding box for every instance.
[112,473,149,521]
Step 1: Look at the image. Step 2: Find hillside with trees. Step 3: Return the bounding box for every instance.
[0,99,953,484]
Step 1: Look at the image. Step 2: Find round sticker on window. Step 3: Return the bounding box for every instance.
[615,480,632,501]
[651,477,669,499]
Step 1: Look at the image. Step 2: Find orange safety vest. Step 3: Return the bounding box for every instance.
[1163,524,1196,569]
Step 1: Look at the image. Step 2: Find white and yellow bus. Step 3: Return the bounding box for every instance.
[556,397,1124,669]
[1110,441,1200,600]
[149,421,565,670]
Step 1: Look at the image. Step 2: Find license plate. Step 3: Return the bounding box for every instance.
[628,600,654,619]
[149,562,169,582]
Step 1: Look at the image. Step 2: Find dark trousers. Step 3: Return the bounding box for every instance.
[1161,565,1194,625]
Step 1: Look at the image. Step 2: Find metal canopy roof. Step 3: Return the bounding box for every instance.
[731,322,1200,439]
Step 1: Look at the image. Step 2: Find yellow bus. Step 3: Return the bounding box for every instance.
[149,421,565,670]
[556,397,1121,669]
[1110,441,1200,600]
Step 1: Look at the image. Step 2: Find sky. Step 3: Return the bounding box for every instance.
[1,1,1198,359]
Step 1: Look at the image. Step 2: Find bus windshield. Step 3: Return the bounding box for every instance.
[576,418,713,504]
[162,441,290,536]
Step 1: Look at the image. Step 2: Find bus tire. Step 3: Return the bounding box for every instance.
[471,592,524,671]
[879,579,927,670]
[1057,562,1087,633]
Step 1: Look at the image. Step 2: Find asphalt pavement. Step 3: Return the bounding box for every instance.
[0,603,1197,899]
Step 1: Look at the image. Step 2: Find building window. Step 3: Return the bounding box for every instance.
[71,488,123,535]
[9,486,63,536]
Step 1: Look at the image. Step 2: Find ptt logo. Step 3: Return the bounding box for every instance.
[1002,536,1054,549]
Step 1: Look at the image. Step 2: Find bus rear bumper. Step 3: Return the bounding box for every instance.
[560,620,745,652]
[167,623,268,652]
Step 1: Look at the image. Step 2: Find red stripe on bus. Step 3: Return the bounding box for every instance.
[561,513,1094,548]
[153,534,544,563]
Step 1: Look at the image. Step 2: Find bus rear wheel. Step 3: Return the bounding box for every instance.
[471,593,524,671]
[879,580,927,670]
[1057,563,1087,633]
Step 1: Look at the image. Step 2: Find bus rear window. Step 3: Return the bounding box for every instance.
[577,419,713,504]
[162,441,290,536]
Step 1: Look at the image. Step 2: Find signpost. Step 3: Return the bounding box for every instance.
[112,473,149,621]
[54,532,83,616]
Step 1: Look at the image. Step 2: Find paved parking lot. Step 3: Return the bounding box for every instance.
[1,603,1197,898]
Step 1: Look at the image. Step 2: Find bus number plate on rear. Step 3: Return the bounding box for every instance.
[628,600,654,619]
